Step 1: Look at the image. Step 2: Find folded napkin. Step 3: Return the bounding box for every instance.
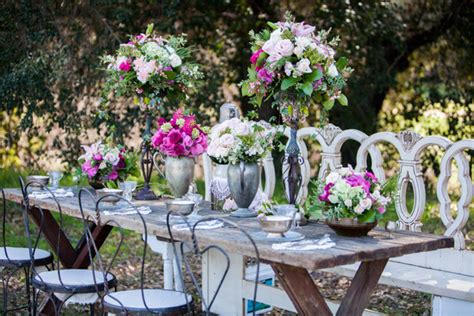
[172,220,224,231]
[272,234,335,251]
[102,206,152,216]
[28,188,74,200]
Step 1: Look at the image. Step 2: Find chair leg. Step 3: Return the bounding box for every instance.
[90,303,95,316]
[23,266,32,315]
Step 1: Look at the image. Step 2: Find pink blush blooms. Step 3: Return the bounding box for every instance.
[257,68,274,83]
[78,141,137,184]
[151,109,208,158]
[119,60,131,72]
[250,49,264,64]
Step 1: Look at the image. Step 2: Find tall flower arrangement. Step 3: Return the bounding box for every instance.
[241,12,352,121]
[101,23,203,112]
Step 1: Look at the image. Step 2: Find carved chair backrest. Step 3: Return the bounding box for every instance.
[284,124,472,250]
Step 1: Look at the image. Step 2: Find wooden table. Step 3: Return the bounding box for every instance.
[4,188,454,315]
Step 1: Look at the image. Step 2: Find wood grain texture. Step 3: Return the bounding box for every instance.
[4,189,454,272]
[271,263,332,316]
[336,259,388,316]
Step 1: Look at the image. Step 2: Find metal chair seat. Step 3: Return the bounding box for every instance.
[103,289,192,314]
[0,246,53,268]
[32,269,117,294]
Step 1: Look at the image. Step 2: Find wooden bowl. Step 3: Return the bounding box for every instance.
[326,218,377,237]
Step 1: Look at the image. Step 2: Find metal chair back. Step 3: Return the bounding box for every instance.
[166,212,260,315]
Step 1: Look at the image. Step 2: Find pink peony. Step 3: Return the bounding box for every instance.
[250,49,264,64]
[82,161,99,179]
[319,183,334,202]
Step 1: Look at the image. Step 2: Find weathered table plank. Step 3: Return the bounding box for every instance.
[4,188,454,271]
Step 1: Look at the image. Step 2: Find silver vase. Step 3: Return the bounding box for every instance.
[227,161,260,218]
[165,156,195,198]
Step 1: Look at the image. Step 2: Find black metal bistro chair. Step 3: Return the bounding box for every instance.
[77,192,192,315]
[97,204,260,315]
[1,185,54,315]
[20,180,117,315]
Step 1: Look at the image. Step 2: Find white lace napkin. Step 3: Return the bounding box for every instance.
[272,234,336,251]
[28,188,74,200]
[172,220,224,231]
[102,206,152,216]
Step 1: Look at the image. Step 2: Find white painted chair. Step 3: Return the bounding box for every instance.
[284,125,474,315]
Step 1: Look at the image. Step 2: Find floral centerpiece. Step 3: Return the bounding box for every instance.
[78,141,138,189]
[308,167,395,236]
[240,12,352,205]
[151,109,208,198]
[207,118,275,218]
[207,118,275,164]
[100,23,203,200]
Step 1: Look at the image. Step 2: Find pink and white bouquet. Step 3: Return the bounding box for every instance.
[207,118,276,164]
[151,109,208,157]
[101,24,203,112]
[78,141,138,184]
[241,12,352,121]
[310,167,393,223]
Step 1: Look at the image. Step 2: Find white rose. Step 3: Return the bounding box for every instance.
[328,64,339,77]
[293,46,305,58]
[354,205,364,214]
[360,198,372,210]
[220,133,236,147]
[234,122,251,136]
[169,54,182,67]
[344,199,353,207]
[325,172,340,184]
[99,161,107,170]
[262,39,278,55]
[266,53,283,65]
[328,194,338,204]
[269,29,283,41]
[104,152,120,166]
[295,36,312,49]
[274,39,294,57]
[284,62,294,76]
[295,58,312,75]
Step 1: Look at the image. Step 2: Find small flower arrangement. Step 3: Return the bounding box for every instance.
[308,167,395,223]
[100,24,203,112]
[241,12,352,121]
[207,118,275,164]
[151,109,208,157]
[78,141,138,184]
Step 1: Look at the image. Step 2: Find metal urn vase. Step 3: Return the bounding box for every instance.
[227,161,260,218]
[165,156,195,198]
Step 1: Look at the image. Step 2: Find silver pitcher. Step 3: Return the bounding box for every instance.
[154,154,195,198]
[227,161,260,218]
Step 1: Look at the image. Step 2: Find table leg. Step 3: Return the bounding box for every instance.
[271,263,332,316]
[336,258,388,316]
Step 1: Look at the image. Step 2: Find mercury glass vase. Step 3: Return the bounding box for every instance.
[165,156,195,198]
[227,161,260,218]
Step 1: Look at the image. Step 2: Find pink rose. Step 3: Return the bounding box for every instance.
[257,68,274,83]
[167,129,182,144]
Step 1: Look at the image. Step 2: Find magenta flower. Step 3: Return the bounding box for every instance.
[93,153,103,161]
[82,161,99,179]
[319,183,334,202]
[108,170,118,181]
[250,49,264,64]
[119,60,131,72]
[257,68,274,84]
[377,207,385,214]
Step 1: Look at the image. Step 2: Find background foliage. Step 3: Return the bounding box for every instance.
[0,0,472,170]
